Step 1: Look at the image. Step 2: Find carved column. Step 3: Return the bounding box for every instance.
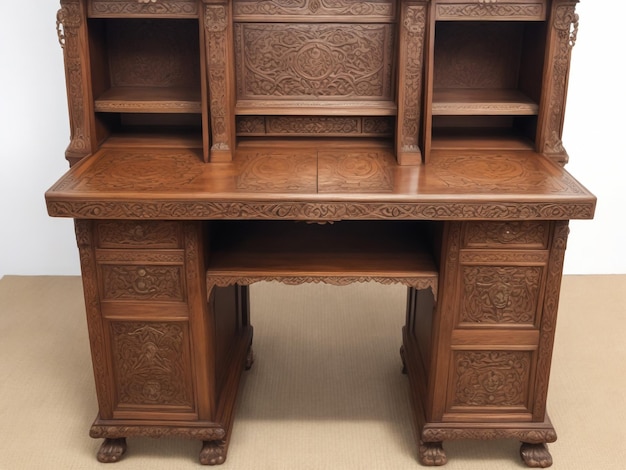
[396,1,428,166]
[202,0,237,162]
[537,0,579,165]
[57,0,94,165]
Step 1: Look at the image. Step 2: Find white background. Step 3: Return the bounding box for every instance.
[0,1,624,277]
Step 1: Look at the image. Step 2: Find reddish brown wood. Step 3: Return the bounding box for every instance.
[48,1,593,467]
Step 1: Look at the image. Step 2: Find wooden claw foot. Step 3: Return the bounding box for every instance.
[200,440,227,465]
[520,442,553,468]
[400,346,407,374]
[96,438,127,463]
[245,347,254,370]
[419,440,447,466]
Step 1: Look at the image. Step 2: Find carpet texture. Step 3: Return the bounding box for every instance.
[0,275,624,469]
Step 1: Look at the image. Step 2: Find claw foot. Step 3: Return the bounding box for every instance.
[419,440,447,466]
[200,440,226,465]
[96,438,127,463]
[245,347,254,370]
[520,442,553,468]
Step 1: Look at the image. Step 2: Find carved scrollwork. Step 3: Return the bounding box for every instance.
[422,427,557,444]
[90,424,225,441]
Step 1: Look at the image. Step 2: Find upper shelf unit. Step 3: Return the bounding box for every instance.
[87,17,204,146]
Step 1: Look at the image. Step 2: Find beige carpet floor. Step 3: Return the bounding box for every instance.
[0,275,624,469]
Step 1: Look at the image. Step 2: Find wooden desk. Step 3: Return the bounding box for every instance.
[48,0,593,466]
[46,144,594,466]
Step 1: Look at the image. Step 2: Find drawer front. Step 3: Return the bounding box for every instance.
[463,221,549,250]
[99,262,186,302]
[446,349,535,418]
[89,0,198,18]
[96,221,182,249]
[109,320,196,417]
[435,1,547,21]
[233,0,396,21]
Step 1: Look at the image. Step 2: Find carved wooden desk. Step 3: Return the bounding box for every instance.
[47,0,594,467]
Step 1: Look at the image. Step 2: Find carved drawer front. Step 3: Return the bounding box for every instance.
[109,320,196,417]
[96,221,183,249]
[88,0,199,18]
[233,0,396,21]
[458,264,544,327]
[435,0,547,21]
[446,350,535,417]
[463,221,550,250]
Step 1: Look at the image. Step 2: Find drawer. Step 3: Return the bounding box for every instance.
[99,262,186,302]
[233,0,396,21]
[96,221,182,249]
[463,221,549,250]
[89,0,199,18]
[435,0,547,21]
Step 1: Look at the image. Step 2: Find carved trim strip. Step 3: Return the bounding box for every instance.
[208,275,438,299]
[75,220,113,417]
[58,0,90,158]
[90,424,225,441]
[422,426,557,444]
[532,221,568,419]
[236,116,393,137]
[397,3,426,159]
[48,200,596,221]
[233,0,395,20]
[89,1,198,18]
[541,3,579,159]
[95,250,185,264]
[436,3,545,21]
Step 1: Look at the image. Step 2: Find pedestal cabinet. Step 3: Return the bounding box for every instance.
[47,0,594,467]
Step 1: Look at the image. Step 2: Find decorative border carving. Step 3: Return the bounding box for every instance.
[233,0,395,19]
[48,200,596,221]
[57,0,90,159]
[422,426,557,444]
[436,3,545,20]
[89,1,198,17]
[90,424,225,441]
[542,2,579,160]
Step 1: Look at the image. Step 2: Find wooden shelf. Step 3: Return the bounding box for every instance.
[206,221,438,293]
[432,89,539,116]
[94,87,202,114]
[432,128,535,151]
[235,100,397,117]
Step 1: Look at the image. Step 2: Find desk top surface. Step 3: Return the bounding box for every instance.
[46,141,595,221]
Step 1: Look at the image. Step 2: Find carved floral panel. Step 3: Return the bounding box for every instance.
[101,264,185,301]
[234,23,395,100]
[89,0,199,18]
[463,221,549,249]
[460,265,542,325]
[96,221,182,249]
[111,321,193,408]
[451,351,532,408]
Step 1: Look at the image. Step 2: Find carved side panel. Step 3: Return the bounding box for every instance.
[460,266,542,325]
[538,1,579,164]
[234,23,395,100]
[110,321,194,409]
[450,350,532,409]
[57,0,92,162]
[204,2,236,160]
[396,2,427,165]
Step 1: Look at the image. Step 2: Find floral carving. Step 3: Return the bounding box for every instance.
[464,221,548,249]
[422,427,557,444]
[436,4,545,20]
[235,23,394,99]
[111,322,193,407]
[452,351,531,408]
[97,221,181,248]
[233,0,394,18]
[461,266,542,324]
[89,1,198,17]
[101,265,184,301]
[90,425,225,441]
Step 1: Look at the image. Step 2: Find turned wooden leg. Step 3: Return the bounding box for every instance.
[520,442,553,468]
[200,440,227,465]
[245,346,255,371]
[400,346,407,374]
[96,438,127,463]
[419,440,447,466]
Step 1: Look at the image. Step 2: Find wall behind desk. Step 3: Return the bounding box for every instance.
[0,1,623,277]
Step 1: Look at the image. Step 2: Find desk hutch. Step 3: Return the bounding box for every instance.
[46,0,595,467]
